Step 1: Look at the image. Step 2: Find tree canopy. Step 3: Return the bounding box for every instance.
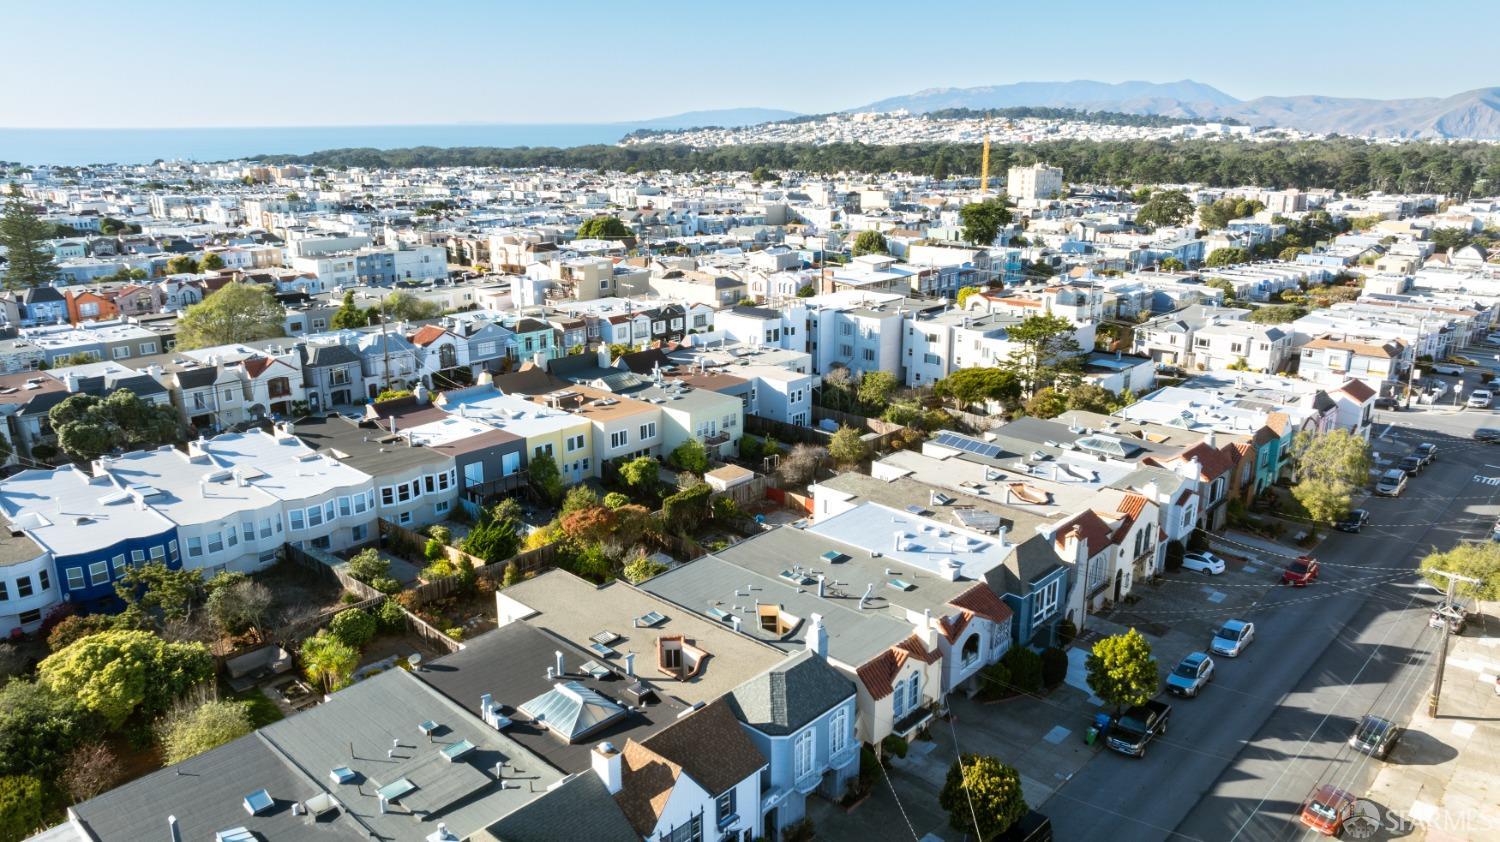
[1198,196,1266,230]
[37,630,214,728]
[576,216,632,239]
[1085,628,1159,714]
[1135,189,1194,229]
[49,388,186,462]
[851,229,889,257]
[1419,542,1500,602]
[828,426,869,466]
[1205,247,1250,268]
[1288,429,1371,524]
[157,700,253,765]
[939,754,1028,841]
[959,198,1012,246]
[1004,313,1083,396]
[380,290,442,322]
[0,196,59,289]
[933,367,1021,410]
[330,290,370,329]
[175,282,286,350]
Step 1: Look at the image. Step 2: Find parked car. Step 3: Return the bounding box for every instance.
[1335,509,1370,533]
[995,810,1053,842]
[1374,395,1400,410]
[1281,555,1320,586]
[1429,605,1473,634]
[1398,454,1424,476]
[1299,785,1358,836]
[1476,428,1500,442]
[1432,362,1466,375]
[1414,443,1438,464]
[1104,699,1172,757]
[1469,389,1493,409]
[1375,468,1407,496]
[1349,714,1402,759]
[1486,332,1500,345]
[1181,551,1227,575]
[1165,652,1215,698]
[1210,619,1255,657]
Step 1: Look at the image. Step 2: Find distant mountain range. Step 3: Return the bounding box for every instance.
[625,108,801,130]
[845,79,1500,139]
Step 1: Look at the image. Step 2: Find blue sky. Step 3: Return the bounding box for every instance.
[5,0,1496,128]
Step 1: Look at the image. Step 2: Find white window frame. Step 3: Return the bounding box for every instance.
[793,728,815,781]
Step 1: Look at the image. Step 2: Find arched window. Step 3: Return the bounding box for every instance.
[961,633,982,667]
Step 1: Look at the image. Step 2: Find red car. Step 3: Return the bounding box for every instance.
[1281,555,1319,586]
[1299,785,1356,836]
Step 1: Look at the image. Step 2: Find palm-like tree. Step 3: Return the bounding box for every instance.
[300,631,358,693]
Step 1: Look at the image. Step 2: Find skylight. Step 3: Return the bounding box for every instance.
[242,788,274,816]
[518,681,629,743]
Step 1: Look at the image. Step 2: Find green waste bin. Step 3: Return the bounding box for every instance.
[1084,726,1099,745]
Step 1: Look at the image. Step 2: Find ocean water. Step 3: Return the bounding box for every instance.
[0,123,632,166]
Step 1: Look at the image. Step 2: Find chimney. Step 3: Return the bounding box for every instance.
[624,652,635,676]
[597,346,612,369]
[997,525,1009,548]
[892,531,904,552]
[806,612,829,658]
[858,583,874,610]
[554,650,564,677]
[168,816,182,842]
[592,742,623,795]
[1204,430,1216,449]
[414,382,430,404]
[388,416,396,436]
[545,666,555,681]
[817,573,826,598]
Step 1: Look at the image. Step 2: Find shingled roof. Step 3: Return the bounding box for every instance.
[724,651,855,737]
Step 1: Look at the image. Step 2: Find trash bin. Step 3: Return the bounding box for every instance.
[1084,726,1099,745]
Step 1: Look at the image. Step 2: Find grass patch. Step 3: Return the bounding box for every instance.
[229,688,285,728]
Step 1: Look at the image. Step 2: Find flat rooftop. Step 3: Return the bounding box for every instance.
[94,446,281,525]
[0,465,175,557]
[191,429,373,500]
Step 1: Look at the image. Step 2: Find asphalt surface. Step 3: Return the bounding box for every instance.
[1049,400,1500,842]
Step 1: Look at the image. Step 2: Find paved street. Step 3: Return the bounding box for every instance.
[1050,396,1500,842]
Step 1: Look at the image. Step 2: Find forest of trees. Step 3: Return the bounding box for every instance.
[265,138,1500,197]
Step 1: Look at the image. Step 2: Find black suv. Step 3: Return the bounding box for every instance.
[1414,443,1438,464]
[1398,455,1424,476]
[1335,509,1370,533]
[1349,715,1401,758]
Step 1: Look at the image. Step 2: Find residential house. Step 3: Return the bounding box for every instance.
[293,414,459,528]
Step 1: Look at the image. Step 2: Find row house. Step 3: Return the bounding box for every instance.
[292,415,459,528]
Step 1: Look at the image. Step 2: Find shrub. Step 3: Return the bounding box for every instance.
[46,614,113,652]
[426,525,451,545]
[669,439,710,475]
[156,700,253,765]
[444,627,464,642]
[623,554,669,584]
[1056,618,1078,647]
[603,492,630,509]
[976,660,1012,701]
[0,775,50,842]
[857,745,880,794]
[881,734,909,759]
[0,680,104,778]
[1186,532,1210,553]
[424,538,447,562]
[376,599,407,633]
[346,548,389,583]
[501,561,521,588]
[368,576,402,595]
[61,742,120,802]
[328,608,377,649]
[560,485,600,516]
[37,630,214,729]
[1001,646,1044,694]
[1041,647,1069,688]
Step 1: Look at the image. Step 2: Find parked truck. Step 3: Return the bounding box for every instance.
[1104,699,1172,757]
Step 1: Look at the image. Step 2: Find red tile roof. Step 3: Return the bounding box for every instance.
[856,635,940,700]
[1337,379,1376,403]
[410,324,448,347]
[242,356,275,378]
[1052,509,1114,556]
[947,583,1013,627]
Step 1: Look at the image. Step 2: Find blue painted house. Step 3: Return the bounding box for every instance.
[0,465,178,616]
[724,642,859,838]
[993,536,1073,648]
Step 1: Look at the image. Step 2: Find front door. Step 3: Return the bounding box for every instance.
[763,807,776,841]
[1114,570,1123,602]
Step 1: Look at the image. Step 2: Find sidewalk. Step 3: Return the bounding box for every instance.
[1364,612,1500,840]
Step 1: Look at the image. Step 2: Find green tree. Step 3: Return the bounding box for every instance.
[934,367,1021,410]
[1022,387,1068,418]
[959,198,1012,246]
[938,754,1028,841]
[157,700,253,765]
[299,630,359,693]
[828,426,869,467]
[851,230,888,257]
[175,282,286,349]
[1430,227,1476,252]
[37,630,214,728]
[462,500,522,564]
[198,252,225,272]
[0,775,50,842]
[623,554,670,584]
[1135,189,1194,229]
[0,196,59,289]
[1290,429,1372,491]
[380,291,442,322]
[560,484,601,516]
[1291,478,1354,525]
[345,547,390,583]
[618,455,660,498]
[1198,196,1265,230]
[50,388,186,462]
[955,286,981,308]
[0,680,103,778]
[1419,542,1500,601]
[114,561,204,627]
[576,216,632,240]
[1158,257,1186,272]
[1064,383,1117,414]
[528,451,564,504]
[330,290,369,329]
[1085,628,1159,715]
[1004,313,1082,395]
[1205,247,1249,268]
[857,370,899,412]
[328,608,377,649]
[1247,304,1307,324]
[670,439,711,475]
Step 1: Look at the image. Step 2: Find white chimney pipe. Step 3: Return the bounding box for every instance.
[168,815,182,842]
[730,615,743,633]
[817,574,826,598]
[624,652,635,676]
[859,583,874,609]
[545,666,555,681]
[554,650,564,677]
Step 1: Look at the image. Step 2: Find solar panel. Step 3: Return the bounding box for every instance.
[933,431,1003,459]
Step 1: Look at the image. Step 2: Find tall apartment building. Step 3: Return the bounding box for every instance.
[1006,163,1064,202]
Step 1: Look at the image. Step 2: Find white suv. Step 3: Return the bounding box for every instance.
[1470,390,1493,409]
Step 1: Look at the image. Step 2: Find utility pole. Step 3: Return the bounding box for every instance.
[1428,568,1482,716]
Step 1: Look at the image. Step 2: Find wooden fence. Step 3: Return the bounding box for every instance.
[707,475,770,509]
[378,518,563,605]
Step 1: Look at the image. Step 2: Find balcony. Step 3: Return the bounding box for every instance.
[702,431,731,447]
[793,768,822,795]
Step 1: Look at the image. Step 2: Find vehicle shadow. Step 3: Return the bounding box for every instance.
[1387,728,1457,766]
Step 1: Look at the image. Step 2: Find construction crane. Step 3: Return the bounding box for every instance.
[979,126,992,197]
